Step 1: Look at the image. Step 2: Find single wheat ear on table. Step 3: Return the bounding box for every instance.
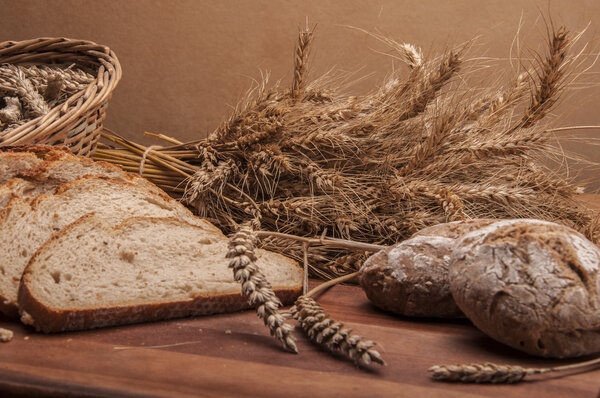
[290,294,385,367]
[429,357,600,384]
[226,223,298,353]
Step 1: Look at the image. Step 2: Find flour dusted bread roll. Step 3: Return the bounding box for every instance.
[359,235,460,317]
[18,216,302,333]
[0,175,217,317]
[359,219,495,318]
[450,219,600,358]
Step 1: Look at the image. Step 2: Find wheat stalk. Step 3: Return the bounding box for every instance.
[226,223,297,353]
[429,357,600,384]
[519,26,569,128]
[400,49,462,121]
[250,230,385,367]
[292,27,313,98]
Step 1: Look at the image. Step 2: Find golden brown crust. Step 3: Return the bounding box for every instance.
[17,156,126,180]
[18,281,300,333]
[0,145,73,160]
[26,176,156,212]
[48,174,171,202]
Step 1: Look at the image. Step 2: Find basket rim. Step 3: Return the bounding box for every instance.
[0,37,122,146]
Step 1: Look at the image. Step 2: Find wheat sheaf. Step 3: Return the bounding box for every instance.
[95,22,600,279]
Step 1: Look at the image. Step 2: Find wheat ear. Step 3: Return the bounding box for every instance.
[226,224,298,353]
[291,255,385,367]
[14,68,50,118]
[429,357,600,384]
[251,231,385,366]
[519,26,569,128]
[290,294,385,367]
[292,27,313,98]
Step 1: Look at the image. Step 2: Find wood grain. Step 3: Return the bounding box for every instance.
[0,197,599,397]
[1,281,598,398]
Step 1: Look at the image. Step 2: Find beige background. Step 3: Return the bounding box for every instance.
[1,0,599,188]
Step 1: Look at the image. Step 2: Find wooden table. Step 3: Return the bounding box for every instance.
[1,197,599,398]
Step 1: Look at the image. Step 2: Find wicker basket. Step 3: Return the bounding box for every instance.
[0,37,121,156]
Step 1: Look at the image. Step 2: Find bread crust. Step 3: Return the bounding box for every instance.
[0,145,72,159]
[15,157,166,197]
[450,219,600,358]
[17,156,123,179]
[18,215,302,333]
[27,175,171,211]
[18,279,301,333]
[1,152,164,204]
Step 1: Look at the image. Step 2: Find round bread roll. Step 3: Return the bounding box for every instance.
[450,219,600,358]
[359,235,460,317]
[358,219,494,318]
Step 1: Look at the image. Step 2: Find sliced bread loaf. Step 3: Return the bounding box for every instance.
[18,215,302,333]
[0,175,219,317]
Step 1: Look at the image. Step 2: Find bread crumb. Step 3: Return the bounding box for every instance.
[225,329,232,335]
[0,328,13,342]
[20,311,34,325]
[23,336,30,340]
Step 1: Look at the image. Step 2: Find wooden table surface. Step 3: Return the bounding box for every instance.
[1,196,599,398]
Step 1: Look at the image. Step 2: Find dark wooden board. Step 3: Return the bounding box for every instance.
[1,197,599,397]
[1,282,598,398]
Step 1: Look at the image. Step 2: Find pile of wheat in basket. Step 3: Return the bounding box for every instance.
[0,37,121,156]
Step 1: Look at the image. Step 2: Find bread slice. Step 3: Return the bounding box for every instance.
[18,215,302,333]
[0,153,162,206]
[0,145,74,185]
[0,175,218,317]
